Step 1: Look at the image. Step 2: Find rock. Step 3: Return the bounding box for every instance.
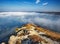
[2,23,60,44]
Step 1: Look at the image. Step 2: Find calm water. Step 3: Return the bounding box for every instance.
[0,12,60,43]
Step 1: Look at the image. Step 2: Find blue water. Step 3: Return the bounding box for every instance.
[0,12,60,43]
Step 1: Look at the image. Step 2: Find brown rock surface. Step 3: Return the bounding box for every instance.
[25,23,60,40]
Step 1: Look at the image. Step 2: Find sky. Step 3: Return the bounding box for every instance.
[0,0,60,12]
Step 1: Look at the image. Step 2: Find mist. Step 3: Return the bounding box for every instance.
[0,12,60,40]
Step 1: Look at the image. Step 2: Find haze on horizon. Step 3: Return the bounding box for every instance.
[0,0,60,12]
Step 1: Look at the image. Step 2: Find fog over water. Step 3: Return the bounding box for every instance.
[0,12,60,42]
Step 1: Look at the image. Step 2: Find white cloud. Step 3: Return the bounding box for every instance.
[43,2,48,6]
[36,0,40,4]
[0,12,60,41]
[0,12,60,33]
[0,12,39,17]
[33,17,60,32]
[19,15,60,32]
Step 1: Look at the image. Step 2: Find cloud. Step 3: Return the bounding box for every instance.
[43,2,48,6]
[36,0,40,4]
[0,12,60,41]
[0,12,60,33]
[33,17,60,32]
[0,12,39,17]
[17,14,60,32]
